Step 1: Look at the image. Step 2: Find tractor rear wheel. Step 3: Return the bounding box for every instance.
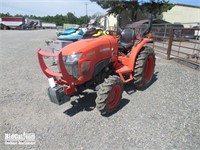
[133,46,155,90]
[96,75,123,116]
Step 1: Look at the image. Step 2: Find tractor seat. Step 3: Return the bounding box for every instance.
[118,28,135,51]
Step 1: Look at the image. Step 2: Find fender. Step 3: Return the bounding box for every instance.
[128,38,153,70]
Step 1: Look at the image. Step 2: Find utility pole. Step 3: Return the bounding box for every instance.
[85,2,88,24]
[85,2,88,16]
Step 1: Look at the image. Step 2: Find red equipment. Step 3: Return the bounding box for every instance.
[37,17,156,116]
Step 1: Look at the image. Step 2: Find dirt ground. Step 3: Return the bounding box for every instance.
[0,30,199,150]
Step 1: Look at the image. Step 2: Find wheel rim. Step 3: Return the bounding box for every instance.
[107,85,121,109]
[144,55,154,81]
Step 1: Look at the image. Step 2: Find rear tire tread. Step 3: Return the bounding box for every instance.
[133,46,156,90]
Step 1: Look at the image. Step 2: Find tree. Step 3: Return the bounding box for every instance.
[0,12,12,17]
[140,0,175,17]
[91,0,174,21]
[54,14,67,26]
[66,12,77,24]
[0,12,91,26]
[78,15,90,24]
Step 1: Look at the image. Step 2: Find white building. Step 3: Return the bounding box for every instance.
[162,4,200,27]
[100,3,200,29]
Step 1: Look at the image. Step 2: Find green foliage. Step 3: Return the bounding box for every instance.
[0,12,12,17]
[77,16,90,25]
[91,0,138,15]
[91,0,174,21]
[0,12,90,26]
[141,0,175,16]
[65,12,76,24]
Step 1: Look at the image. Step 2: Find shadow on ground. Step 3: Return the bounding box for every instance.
[63,72,158,117]
[63,92,130,117]
[63,92,96,117]
[172,58,200,71]
[104,98,130,117]
[124,72,158,93]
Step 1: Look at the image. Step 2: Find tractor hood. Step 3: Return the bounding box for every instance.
[61,36,117,57]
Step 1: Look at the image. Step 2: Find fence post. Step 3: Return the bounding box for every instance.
[167,27,174,60]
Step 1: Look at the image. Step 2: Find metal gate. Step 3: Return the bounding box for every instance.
[151,26,200,69]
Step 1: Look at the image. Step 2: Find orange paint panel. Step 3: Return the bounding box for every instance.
[61,36,118,84]
[129,38,153,70]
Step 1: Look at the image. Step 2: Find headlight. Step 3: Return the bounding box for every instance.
[63,53,82,79]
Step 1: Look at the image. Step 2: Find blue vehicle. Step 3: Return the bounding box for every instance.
[58,28,87,41]
[62,27,77,35]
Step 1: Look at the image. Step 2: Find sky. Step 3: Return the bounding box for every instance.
[0,0,199,17]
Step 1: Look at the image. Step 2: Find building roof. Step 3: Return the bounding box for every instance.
[126,19,171,28]
[175,3,200,9]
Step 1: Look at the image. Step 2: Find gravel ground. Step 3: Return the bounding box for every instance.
[0,30,199,150]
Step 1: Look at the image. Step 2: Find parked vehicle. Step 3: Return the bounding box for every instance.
[42,22,56,29]
[56,27,78,37]
[58,27,111,41]
[173,23,184,39]
[0,18,2,29]
[193,26,200,39]
[62,27,77,35]
[0,17,25,30]
[23,18,35,29]
[0,17,43,30]
[154,23,184,40]
[81,27,97,39]
[58,28,87,41]
[182,29,195,39]
[28,19,42,29]
[37,15,156,116]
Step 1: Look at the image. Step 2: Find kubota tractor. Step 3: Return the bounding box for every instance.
[37,16,155,116]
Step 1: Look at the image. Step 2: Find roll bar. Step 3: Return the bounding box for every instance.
[141,14,153,37]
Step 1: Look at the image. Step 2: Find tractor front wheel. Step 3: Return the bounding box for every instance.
[96,75,123,116]
[133,46,155,90]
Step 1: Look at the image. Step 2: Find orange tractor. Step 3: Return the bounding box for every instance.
[37,17,155,116]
